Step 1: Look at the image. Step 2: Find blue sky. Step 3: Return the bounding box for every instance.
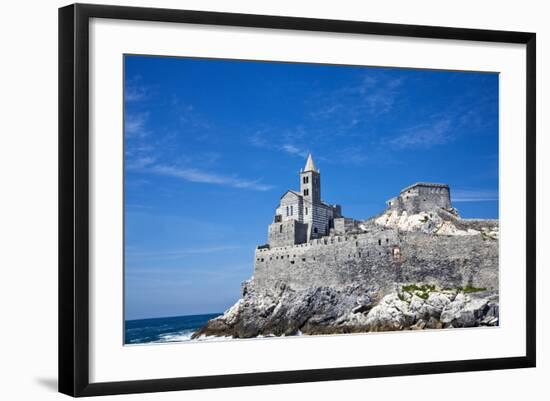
[124,55,499,320]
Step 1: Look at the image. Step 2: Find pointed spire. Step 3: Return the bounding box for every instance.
[304,153,318,173]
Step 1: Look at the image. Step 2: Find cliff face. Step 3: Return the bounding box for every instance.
[193,208,499,339]
[192,282,499,338]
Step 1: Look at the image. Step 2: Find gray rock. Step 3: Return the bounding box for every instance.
[411,319,427,330]
[426,317,443,329]
[365,294,416,331]
[193,281,499,338]
[440,292,494,328]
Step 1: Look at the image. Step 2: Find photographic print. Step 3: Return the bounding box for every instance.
[123,55,499,345]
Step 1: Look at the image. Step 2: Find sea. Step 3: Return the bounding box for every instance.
[125,313,222,345]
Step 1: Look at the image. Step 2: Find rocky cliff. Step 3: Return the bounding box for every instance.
[193,208,499,339]
[192,282,498,338]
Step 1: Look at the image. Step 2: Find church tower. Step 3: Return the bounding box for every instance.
[300,153,321,206]
[267,153,341,246]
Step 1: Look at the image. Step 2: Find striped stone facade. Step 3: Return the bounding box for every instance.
[268,154,341,246]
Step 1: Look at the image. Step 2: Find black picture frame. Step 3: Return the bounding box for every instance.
[58,3,536,397]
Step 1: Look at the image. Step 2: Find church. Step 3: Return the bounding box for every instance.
[267,154,342,248]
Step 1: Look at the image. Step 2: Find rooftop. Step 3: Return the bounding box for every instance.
[400,182,449,194]
[302,153,318,173]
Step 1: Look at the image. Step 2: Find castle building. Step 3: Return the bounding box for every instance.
[265,155,456,250]
[252,157,498,296]
[386,182,452,214]
[268,154,342,247]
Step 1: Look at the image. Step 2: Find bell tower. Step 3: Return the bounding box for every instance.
[300,154,321,205]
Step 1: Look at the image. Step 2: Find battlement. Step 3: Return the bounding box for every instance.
[253,227,498,294]
[387,182,452,214]
[258,226,394,252]
[254,156,498,297]
[400,182,449,194]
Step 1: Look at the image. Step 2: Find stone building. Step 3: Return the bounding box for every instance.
[268,154,342,247]
[386,182,452,214]
[253,157,499,295]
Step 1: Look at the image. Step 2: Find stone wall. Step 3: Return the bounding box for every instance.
[275,191,303,223]
[388,183,452,214]
[333,217,360,234]
[268,220,308,248]
[254,227,498,295]
[309,202,337,238]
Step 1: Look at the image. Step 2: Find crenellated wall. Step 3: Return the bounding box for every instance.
[253,227,498,295]
[268,220,308,248]
[388,183,452,214]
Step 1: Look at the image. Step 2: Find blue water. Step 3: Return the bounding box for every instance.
[125,313,222,344]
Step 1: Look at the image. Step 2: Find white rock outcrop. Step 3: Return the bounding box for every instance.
[375,209,483,236]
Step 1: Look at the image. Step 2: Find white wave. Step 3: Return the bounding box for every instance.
[151,330,305,344]
[152,330,234,343]
[153,330,195,343]
[192,334,234,342]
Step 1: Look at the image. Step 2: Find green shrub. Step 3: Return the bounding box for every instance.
[401,284,436,300]
[457,285,487,293]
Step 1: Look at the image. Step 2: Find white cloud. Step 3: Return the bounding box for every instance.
[388,118,452,149]
[126,245,242,261]
[281,143,308,158]
[248,131,269,148]
[124,109,272,192]
[311,74,405,122]
[151,164,274,191]
[125,75,149,102]
[249,129,309,159]
[126,156,155,170]
[452,189,499,202]
[125,112,149,138]
[125,86,147,102]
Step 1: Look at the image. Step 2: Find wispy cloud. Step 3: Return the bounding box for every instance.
[281,143,308,158]
[351,76,404,115]
[124,105,273,192]
[126,245,242,261]
[125,76,149,102]
[125,112,149,138]
[149,164,274,191]
[388,118,453,149]
[172,95,212,138]
[384,87,497,151]
[126,156,155,170]
[126,149,275,191]
[245,74,406,165]
[310,74,404,122]
[125,86,147,102]
[318,146,370,166]
[249,128,310,159]
[452,189,499,202]
[249,131,269,148]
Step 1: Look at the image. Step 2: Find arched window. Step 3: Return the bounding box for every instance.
[290,205,293,215]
